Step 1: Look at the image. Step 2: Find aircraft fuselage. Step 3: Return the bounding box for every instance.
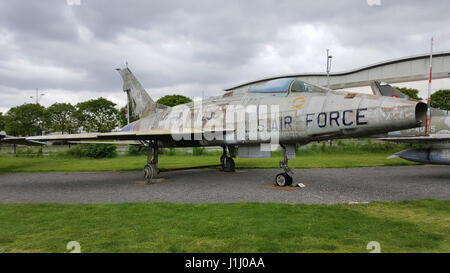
[122,86,426,148]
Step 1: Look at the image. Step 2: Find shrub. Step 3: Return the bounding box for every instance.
[128,146,177,156]
[37,147,43,157]
[165,148,176,156]
[86,144,117,158]
[193,147,205,156]
[67,144,117,158]
[15,146,43,157]
[66,145,87,158]
[128,145,146,156]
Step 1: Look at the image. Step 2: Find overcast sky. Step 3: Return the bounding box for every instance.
[0,0,449,113]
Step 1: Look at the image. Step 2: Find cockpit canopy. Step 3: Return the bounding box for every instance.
[248,77,327,94]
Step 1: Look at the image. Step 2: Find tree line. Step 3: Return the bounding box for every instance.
[0,94,192,137]
[0,98,122,136]
[393,87,449,110]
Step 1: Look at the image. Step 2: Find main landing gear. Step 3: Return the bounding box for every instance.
[220,145,235,172]
[143,143,236,182]
[144,140,159,183]
[275,144,293,187]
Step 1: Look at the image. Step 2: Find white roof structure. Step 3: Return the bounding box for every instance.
[225,51,450,91]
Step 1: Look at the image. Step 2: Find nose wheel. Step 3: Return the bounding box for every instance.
[275,173,292,187]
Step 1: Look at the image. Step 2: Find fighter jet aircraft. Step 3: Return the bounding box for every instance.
[371,81,450,165]
[0,68,428,186]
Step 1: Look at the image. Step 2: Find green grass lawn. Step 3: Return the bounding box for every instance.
[0,199,448,253]
[0,144,435,253]
[0,152,418,174]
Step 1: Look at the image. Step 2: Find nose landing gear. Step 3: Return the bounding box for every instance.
[275,144,294,187]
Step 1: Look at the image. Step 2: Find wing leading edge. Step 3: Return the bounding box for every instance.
[21,129,234,143]
[378,134,450,144]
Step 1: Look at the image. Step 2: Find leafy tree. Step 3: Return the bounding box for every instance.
[45,103,77,134]
[0,112,5,131]
[156,94,192,107]
[430,89,450,110]
[393,86,422,100]
[5,104,46,136]
[74,98,120,133]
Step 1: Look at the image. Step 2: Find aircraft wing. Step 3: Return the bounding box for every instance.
[21,129,234,143]
[67,140,142,145]
[0,136,47,146]
[378,134,450,144]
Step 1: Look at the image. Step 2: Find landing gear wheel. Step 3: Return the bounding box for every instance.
[222,157,235,172]
[275,173,292,187]
[220,154,226,166]
[144,163,158,183]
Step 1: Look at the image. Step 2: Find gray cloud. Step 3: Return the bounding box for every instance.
[0,0,449,113]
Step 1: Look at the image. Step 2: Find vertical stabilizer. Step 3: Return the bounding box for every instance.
[116,67,156,118]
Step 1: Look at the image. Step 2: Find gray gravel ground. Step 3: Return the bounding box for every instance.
[0,166,448,204]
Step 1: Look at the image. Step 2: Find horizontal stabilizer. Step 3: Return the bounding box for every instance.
[370,81,409,98]
[0,136,47,146]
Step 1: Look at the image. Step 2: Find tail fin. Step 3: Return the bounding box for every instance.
[116,67,158,118]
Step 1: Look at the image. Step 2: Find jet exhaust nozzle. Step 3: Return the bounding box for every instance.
[415,102,427,127]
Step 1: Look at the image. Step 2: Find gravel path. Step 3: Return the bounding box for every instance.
[0,166,448,204]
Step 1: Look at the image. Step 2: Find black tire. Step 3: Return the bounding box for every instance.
[144,164,157,182]
[220,154,226,169]
[275,173,292,187]
[285,174,293,186]
[223,157,235,172]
